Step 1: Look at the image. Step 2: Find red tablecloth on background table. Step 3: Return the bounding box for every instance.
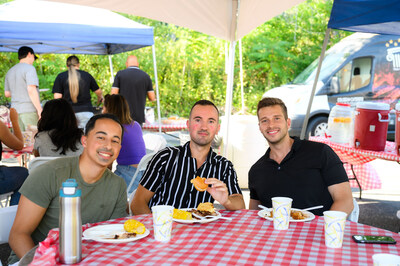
[30,210,400,265]
[309,137,400,163]
[142,123,187,132]
[308,137,400,191]
[2,145,33,159]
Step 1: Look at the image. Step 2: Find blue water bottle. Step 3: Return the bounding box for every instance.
[59,179,82,264]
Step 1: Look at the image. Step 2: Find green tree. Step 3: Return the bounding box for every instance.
[0,0,349,118]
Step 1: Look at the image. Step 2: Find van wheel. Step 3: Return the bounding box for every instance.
[306,117,328,138]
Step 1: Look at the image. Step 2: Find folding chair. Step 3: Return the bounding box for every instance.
[347,198,360,223]
[127,152,156,215]
[0,205,18,244]
[28,157,58,172]
[0,192,13,208]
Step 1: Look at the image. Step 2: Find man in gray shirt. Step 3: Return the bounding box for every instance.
[4,46,42,131]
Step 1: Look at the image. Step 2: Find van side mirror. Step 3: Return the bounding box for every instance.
[329,77,339,94]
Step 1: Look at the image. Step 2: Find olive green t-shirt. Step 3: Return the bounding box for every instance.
[9,156,127,264]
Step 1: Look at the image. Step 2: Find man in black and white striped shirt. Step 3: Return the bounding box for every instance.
[131,100,245,214]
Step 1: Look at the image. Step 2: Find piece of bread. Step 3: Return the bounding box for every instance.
[197,202,215,213]
[190,176,208,192]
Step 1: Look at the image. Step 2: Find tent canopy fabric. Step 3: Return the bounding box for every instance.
[328,0,400,35]
[46,0,305,155]
[46,0,304,42]
[0,0,154,54]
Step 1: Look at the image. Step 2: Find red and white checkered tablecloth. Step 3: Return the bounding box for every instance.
[344,163,382,190]
[142,123,187,132]
[309,137,400,190]
[2,145,33,159]
[309,137,400,164]
[30,210,400,265]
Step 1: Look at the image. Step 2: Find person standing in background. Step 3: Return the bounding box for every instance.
[103,94,146,193]
[111,55,156,125]
[52,55,103,129]
[4,46,42,131]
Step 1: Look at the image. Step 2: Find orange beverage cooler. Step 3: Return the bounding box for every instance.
[354,102,390,151]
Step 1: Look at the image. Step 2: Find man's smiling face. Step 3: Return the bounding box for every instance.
[81,118,122,167]
[258,105,291,145]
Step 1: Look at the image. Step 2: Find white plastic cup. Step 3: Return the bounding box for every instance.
[372,254,400,266]
[151,205,174,242]
[271,197,292,230]
[323,210,347,248]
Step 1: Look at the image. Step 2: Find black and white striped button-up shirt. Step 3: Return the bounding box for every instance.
[140,142,242,209]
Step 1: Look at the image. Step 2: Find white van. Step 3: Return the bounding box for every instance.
[263,33,400,140]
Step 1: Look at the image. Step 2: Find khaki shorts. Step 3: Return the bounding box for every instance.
[18,112,38,131]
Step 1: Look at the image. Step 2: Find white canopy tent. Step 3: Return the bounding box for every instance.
[0,0,162,129]
[47,0,305,155]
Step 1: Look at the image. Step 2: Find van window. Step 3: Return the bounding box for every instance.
[333,57,372,93]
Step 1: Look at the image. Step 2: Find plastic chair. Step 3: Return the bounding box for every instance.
[347,198,359,222]
[0,205,18,244]
[143,133,167,152]
[0,192,13,208]
[127,152,156,215]
[28,157,58,172]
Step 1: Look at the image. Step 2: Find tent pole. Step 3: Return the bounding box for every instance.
[152,44,162,133]
[222,41,236,157]
[239,39,245,113]
[300,28,331,140]
[108,55,115,83]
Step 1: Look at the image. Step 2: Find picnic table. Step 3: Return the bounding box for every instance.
[30,209,400,265]
[309,136,400,198]
[2,145,33,167]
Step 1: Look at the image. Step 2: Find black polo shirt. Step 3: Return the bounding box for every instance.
[52,70,99,113]
[112,67,153,124]
[249,137,349,216]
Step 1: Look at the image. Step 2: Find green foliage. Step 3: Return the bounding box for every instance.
[0,0,350,117]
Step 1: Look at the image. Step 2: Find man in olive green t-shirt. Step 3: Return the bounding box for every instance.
[8,114,128,264]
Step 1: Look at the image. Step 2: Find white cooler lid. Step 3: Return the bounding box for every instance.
[356,101,390,110]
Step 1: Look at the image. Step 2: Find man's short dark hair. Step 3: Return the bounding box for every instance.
[189,99,219,117]
[84,114,124,138]
[257,97,288,120]
[18,46,38,60]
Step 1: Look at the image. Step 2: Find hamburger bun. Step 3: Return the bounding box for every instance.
[197,202,215,213]
[190,176,208,192]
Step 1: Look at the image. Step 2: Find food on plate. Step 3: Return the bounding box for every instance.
[190,176,208,192]
[162,116,187,125]
[191,202,217,219]
[290,210,307,220]
[267,210,308,220]
[111,232,137,239]
[123,219,146,234]
[173,209,193,220]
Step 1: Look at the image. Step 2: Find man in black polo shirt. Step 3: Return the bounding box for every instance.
[131,100,245,215]
[248,97,353,216]
[111,55,156,125]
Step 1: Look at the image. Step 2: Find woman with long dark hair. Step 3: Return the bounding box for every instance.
[33,98,83,157]
[52,55,103,128]
[103,94,146,192]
